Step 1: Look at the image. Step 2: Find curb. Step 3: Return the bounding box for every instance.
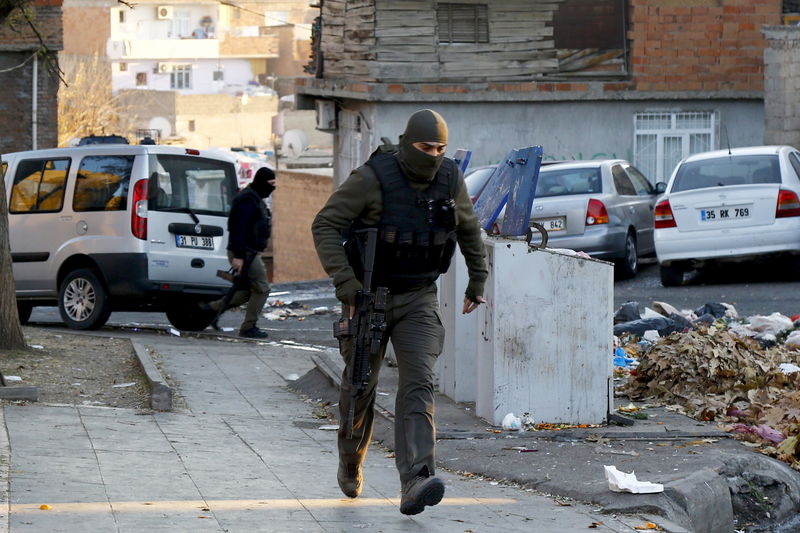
[0,407,9,533]
[308,352,737,533]
[130,341,173,411]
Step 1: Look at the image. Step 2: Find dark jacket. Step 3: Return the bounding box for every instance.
[227,186,271,259]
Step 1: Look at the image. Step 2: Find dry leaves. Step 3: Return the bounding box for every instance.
[620,326,800,469]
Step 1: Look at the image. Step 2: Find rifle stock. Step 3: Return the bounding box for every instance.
[333,228,388,439]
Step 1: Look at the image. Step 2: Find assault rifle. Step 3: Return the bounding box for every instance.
[333,228,388,439]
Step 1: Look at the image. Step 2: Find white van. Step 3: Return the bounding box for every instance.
[1,144,238,331]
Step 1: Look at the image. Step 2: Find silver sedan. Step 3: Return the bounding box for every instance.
[466,160,664,278]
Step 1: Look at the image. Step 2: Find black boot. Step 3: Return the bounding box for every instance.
[337,461,363,498]
[400,469,444,515]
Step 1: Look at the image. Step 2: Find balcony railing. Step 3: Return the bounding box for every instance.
[107,38,220,60]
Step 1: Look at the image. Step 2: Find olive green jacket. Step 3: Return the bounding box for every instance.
[311,158,488,305]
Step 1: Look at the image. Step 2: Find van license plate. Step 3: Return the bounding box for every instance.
[700,207,750,221]
[176,234,215,249]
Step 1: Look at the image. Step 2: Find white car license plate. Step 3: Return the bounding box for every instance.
[533,217,566,232]
[175,234,215,249]
[699,206,751,221]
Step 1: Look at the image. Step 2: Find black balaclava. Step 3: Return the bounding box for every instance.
[397,109,448,182]
[250,167,276,198]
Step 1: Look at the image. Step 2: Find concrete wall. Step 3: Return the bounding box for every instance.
[271,168,331,282]
[763,26,800,147]
[332,99,762,184]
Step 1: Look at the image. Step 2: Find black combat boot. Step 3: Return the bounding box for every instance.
[337,461,363,498]
[400,468,445,515]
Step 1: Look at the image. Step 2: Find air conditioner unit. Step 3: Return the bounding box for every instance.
[156,5,174,19]
[155,62,170,74]
[315,100,336,131]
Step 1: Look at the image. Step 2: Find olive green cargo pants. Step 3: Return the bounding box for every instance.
[337,283,444,487]
[209,250,270,330]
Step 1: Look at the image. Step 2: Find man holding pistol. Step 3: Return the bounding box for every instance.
[311,109,487,515]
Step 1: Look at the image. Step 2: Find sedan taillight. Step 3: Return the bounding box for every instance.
[131,179,148,240]
[586,199,609,225]
[776,189,800,218]
[654,199,677,229]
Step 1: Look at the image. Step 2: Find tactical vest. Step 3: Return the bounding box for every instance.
[347,153,459,293]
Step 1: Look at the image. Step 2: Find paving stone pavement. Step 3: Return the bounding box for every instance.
[0,332,672,533]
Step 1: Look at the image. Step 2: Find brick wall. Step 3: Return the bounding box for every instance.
[271,169,332,282]
[0,4,62,153]
[629,0,781,92]
[62,5,109,55]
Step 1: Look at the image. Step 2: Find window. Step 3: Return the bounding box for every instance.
[672,155,781,193]
[119,10,125,23]
[188,120,196,132]
[172,10,191,38]
[119,62,127,72]
[612,165,636,195]
[170,65,192,89]
[624,165,655,195]
[212,70,224,82]
[437,3,489,44]
[790,152,800,179]
[634,111,719,184]
[536,168,603,197]
[148,154,237,216]
[73,156,134,212]
[10,159,70,213]
[136,72,147,86]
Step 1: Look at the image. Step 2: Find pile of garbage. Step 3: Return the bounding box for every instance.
[262,299,333,321]
[614,301,800,470]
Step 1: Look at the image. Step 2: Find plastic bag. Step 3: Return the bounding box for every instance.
[502,412,522,431]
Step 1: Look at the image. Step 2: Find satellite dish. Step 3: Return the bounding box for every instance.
[282,129,308,159]
[148,116,172,138]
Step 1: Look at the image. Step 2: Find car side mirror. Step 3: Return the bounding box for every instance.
[654,182,667,194]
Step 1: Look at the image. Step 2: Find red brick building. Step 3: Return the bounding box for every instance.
[0,0,64,153]
[296,0,783,186]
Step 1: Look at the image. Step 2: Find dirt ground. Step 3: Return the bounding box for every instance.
[0,326,150,409]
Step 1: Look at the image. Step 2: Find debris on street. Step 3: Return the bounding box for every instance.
[604,465,664,494]
[262,299,336,321]
[613,300,800,470]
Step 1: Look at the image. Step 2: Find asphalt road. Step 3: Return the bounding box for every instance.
[28,259,800,336]
[615,258,800,318]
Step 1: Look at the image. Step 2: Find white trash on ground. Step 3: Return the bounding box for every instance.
[501,412,523,431]
[748,313,794,337]
[779,363,800,375]
[604,465,664,494]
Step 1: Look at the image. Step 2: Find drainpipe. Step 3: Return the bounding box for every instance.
[32,54,38,150]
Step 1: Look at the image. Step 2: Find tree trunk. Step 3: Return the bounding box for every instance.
[0,160,25,350]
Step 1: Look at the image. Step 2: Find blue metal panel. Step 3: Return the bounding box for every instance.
[473,149,519,231]
[452,149,472,174]
[501,146,543,236]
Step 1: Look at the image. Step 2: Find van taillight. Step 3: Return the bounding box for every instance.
[776,189,800,218]
[654,199,677,228]
[586,199,609,225]
[131,180,148,240]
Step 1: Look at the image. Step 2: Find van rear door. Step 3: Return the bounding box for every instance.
[145,152,237,288]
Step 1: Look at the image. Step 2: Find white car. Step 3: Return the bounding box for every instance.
[654,145,800,286]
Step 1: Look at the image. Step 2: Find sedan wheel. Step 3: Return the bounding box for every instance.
[615,232,638,279]
[58,268,111,330]
[660,263,684,287]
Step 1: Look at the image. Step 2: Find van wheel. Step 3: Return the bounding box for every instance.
[615,232,638,279]
[660,263,684,287]
[59,269,111,330]
[17,302,33,324]
[166,300,216,332]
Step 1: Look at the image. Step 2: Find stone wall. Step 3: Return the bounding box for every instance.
[763,26,800,147]
[271,168,331,282]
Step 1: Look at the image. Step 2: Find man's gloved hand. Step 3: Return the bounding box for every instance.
[336,278,363,307]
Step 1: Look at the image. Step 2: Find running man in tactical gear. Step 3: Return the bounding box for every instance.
[311,109,487,515]
[204,166,275,338]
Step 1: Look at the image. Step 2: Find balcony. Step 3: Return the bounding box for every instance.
[107,38,220,60]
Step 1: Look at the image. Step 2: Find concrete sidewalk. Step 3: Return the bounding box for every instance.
[0,333,664,532]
